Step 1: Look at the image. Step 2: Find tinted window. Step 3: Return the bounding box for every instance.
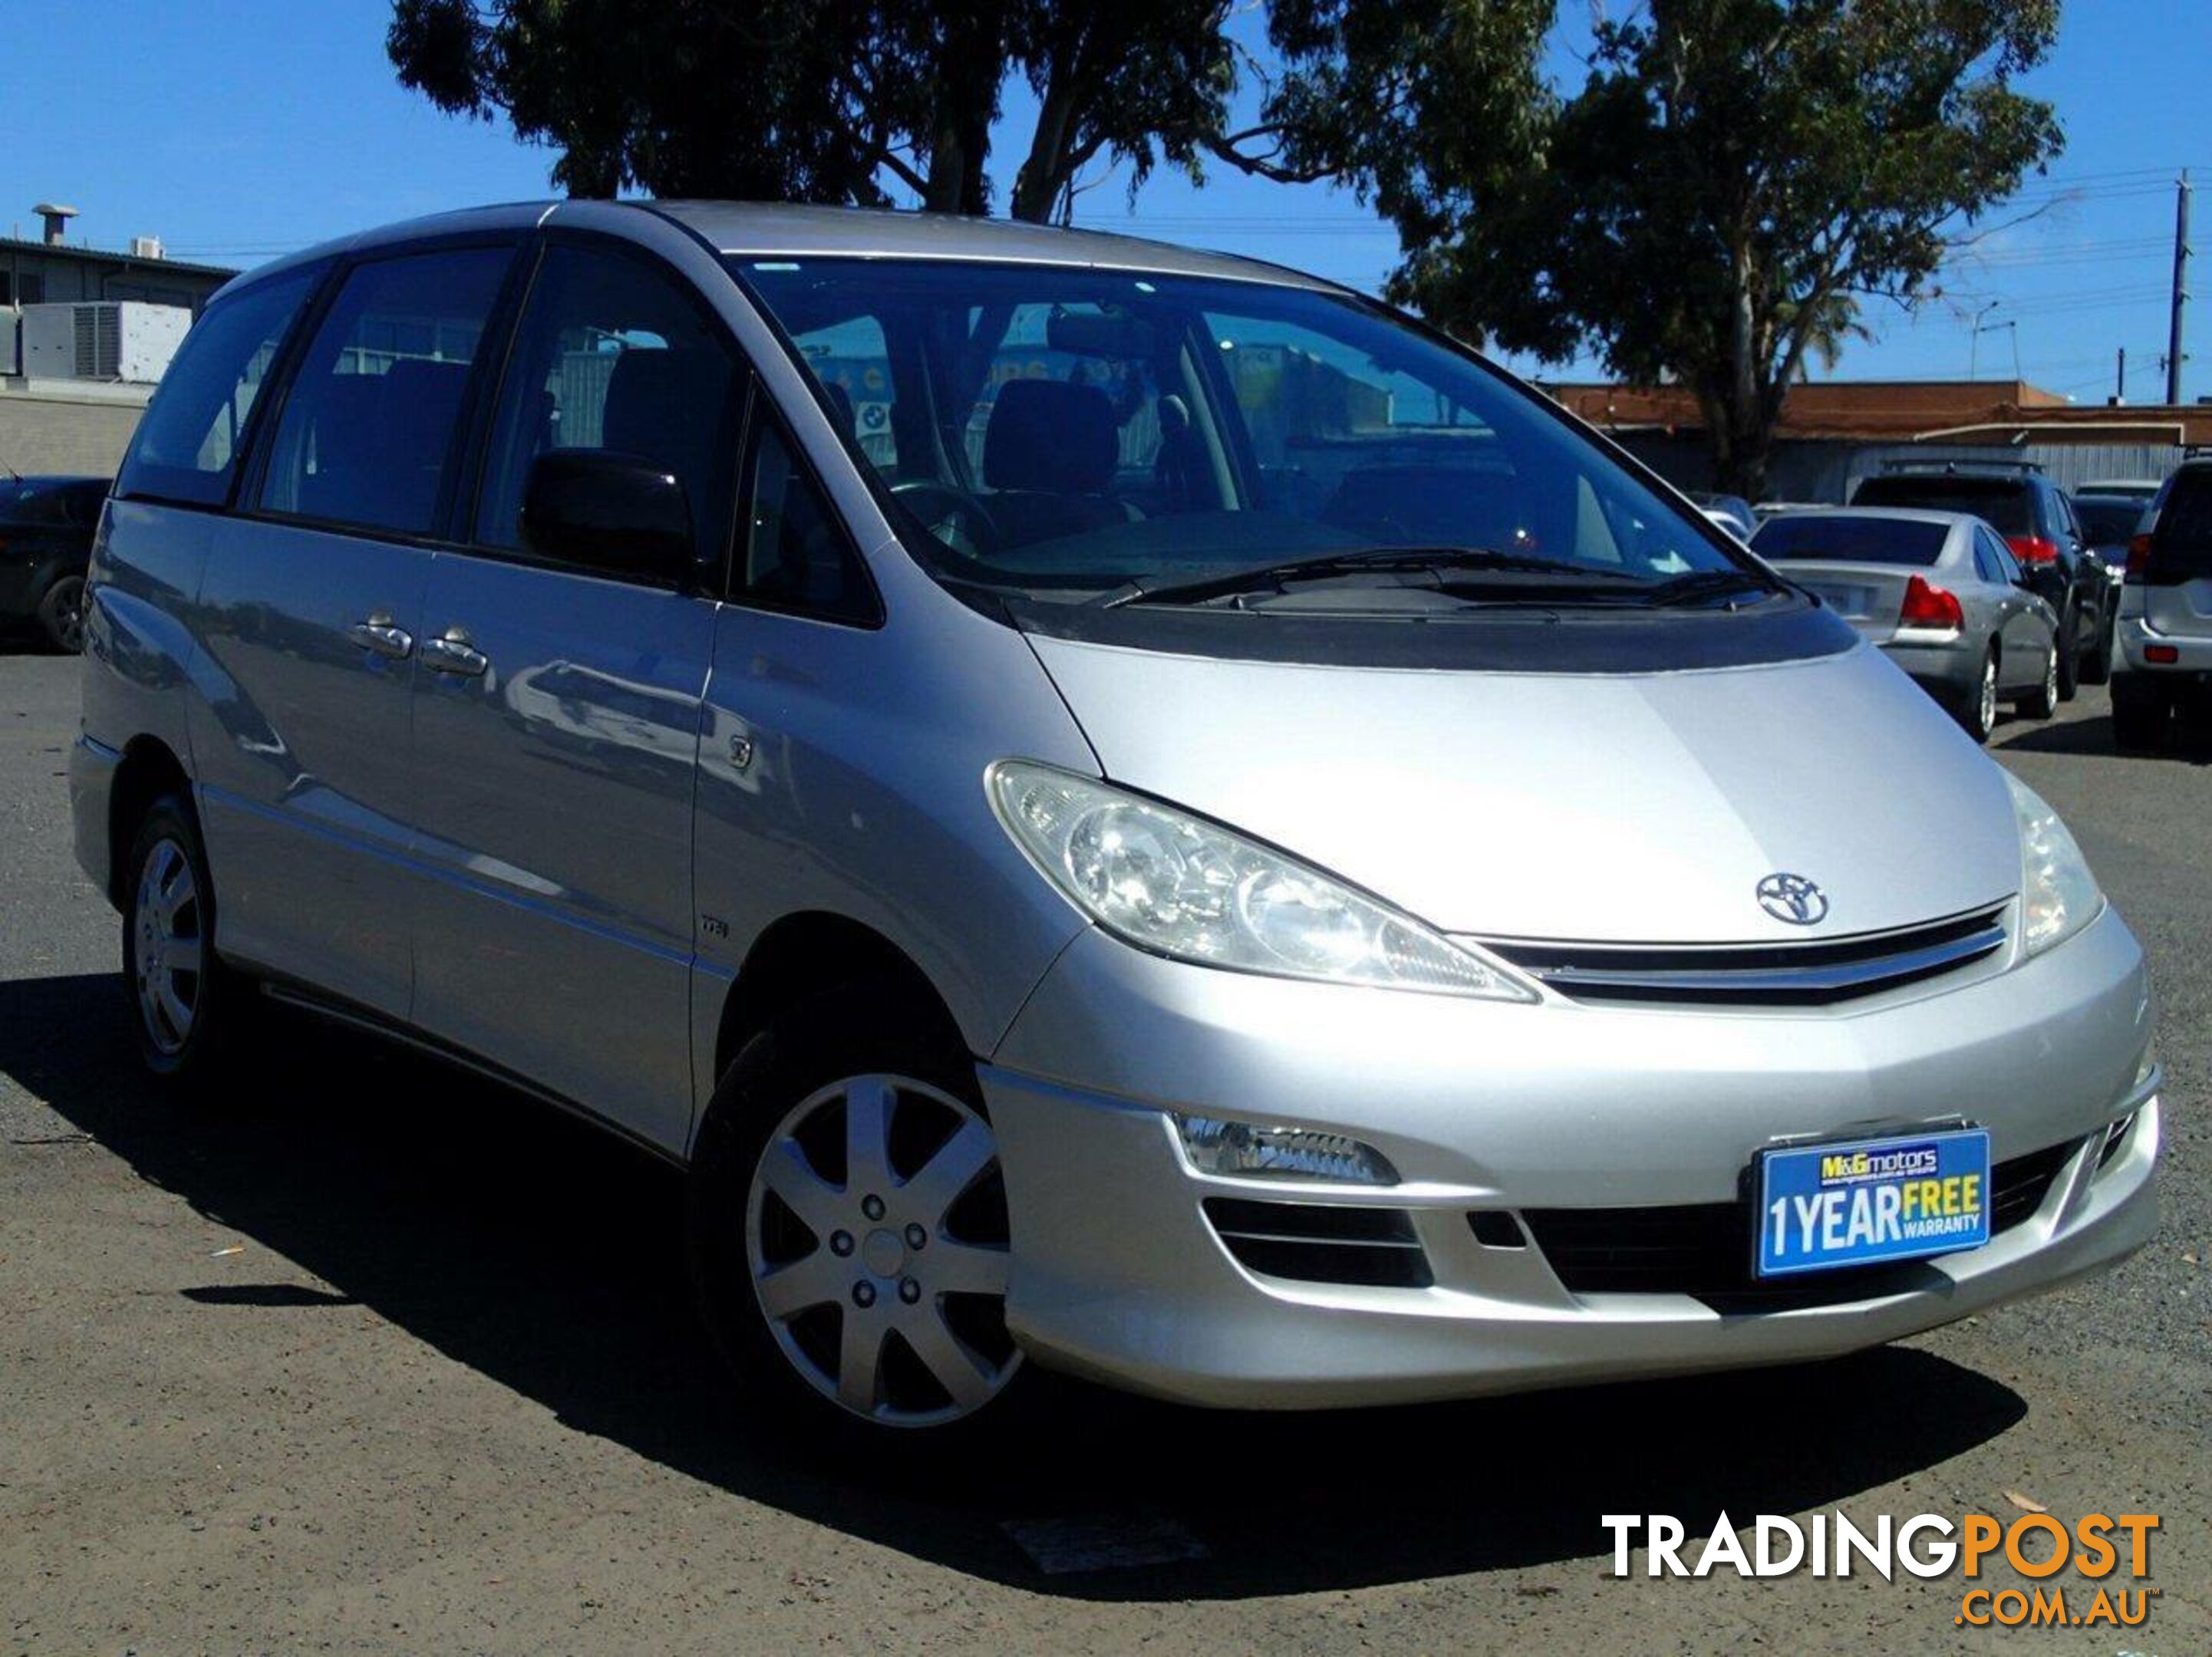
[1752,515,1948,566]
[2147,469,2212,578]
[66,480,110,525]
[0,480,77,525]
[476,243,740,568]
[2074,496,2144,545]
[1852,475,2032,535]
[116,269,317,508]
[1971,529,2003,584]
[737,419,878,623]
[259,248,512,535]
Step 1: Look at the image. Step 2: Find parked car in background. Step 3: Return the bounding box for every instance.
[1752,507,2060,742]
[2075,491,2148,567]
[1685,491,1757,540]
[2074,490,2145,651]
[1851,462,2110,693]
[2112,456,2212,749]
[71,202,2158,1448]
[0,474,109,651]
[2079,477,2164,506]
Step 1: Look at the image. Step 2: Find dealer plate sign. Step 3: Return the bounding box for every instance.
[1754,1128,1991,1278]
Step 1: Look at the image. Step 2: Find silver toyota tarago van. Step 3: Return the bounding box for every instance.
[73,203,2159,1444]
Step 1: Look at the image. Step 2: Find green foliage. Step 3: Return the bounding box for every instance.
[1259,0,2064,494]
[387,0,1236,222]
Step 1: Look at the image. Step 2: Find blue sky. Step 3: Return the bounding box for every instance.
[5,1,2204,401]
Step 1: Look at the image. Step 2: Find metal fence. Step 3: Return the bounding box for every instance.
[1611,433,2191,507]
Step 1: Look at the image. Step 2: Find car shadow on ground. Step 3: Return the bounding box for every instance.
[1995,710,2212,763]
[0,970,2029,1599]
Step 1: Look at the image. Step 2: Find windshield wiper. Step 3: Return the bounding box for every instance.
[1099,546,1638,609]
[1641,568,1782,608]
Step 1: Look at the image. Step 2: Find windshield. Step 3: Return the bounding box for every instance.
[733,258,1752,608]
[1753,515,1949,566]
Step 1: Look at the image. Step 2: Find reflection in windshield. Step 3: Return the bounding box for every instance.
[737,259,1748,607]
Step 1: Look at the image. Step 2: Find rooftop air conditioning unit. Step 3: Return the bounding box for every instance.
[130,236,165,260]
[20,301,192,383]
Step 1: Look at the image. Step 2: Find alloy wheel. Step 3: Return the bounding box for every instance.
[1979,655,1999,736]
[2042,651,2059,713]
[133,838,204,1055]
[744,1073,1020,1427]
[45,575,87,653]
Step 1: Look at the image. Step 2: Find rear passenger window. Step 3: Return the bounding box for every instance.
[2148,472,2212,577]
[737,420,878,624]
[115,268,317,508]
[1982,531,2017,588]
[474,243,740,568]
[259,247,513,535]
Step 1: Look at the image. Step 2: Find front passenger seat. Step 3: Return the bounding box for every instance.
[981,379,1137,548]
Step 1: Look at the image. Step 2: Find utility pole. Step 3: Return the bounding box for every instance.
[2167,169,2191,405]
[2116,345,2126,404]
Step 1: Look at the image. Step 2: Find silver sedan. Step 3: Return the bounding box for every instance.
[1752,506,2061,743]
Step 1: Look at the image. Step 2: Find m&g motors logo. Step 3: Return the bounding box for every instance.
[1820,1144,1940,1184]
[1605,1511,2161,1631]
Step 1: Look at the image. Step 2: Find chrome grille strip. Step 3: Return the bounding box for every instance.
[1482,904,2009,1005]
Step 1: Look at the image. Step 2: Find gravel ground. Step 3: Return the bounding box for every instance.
[0,645,2204,1654]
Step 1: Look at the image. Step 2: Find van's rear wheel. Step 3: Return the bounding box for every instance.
[688,983,1034,1455]
[123,796,241,1082]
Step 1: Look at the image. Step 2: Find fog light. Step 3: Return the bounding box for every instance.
[1174,1115,1399,1184]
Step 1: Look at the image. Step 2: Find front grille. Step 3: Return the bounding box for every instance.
[1520,1138,2081,1303]
[1202,1197,1432,1289]
[1483,904,2008,1006]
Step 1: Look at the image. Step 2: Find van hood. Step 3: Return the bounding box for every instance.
[1026,636,2020,944]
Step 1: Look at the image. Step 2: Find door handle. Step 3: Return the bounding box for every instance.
[349,612,415,660]
[422,624,489,678]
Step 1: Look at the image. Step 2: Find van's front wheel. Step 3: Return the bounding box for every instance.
[688,986,1033,1454]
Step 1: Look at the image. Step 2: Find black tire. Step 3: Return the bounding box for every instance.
[121,793,244,1085]
[687,981,1047,1464]
[2054,606,2080,702]
[1957,647,1999,744]
[2016,643,2059,720]
[2110,677,2171,753]
[35,572,87,654]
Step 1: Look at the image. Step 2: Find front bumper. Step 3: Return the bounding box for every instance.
[982,905,2157,1408]
[68,734,121,904]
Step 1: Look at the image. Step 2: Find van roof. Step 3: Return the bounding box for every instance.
[220,199,1341,299]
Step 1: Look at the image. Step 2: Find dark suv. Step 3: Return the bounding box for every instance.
[1851,462,2111,695]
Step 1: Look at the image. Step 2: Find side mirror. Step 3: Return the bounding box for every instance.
[520,450,696,586]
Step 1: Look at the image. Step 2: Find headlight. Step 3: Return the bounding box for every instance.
[987,761,1535,1000]
[2006,772,2102,958]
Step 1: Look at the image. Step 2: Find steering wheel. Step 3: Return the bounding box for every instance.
[891,481,997,557]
